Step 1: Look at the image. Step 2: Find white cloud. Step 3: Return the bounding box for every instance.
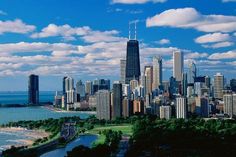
[0,42,83,56]
[146,8,236,33]
[222,0,236,2]
[203,41,234,49]
[195,33,230,44]
[156,39,170,45]
[0,10,7,15]
[185,52,208,59]
[0,19,35,34]
[208,50,236,59]
[31,24,91,41]
[81,30,126,43]
[111,0,167,4]
[31,24,125,43]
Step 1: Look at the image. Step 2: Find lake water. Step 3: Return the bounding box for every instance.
[0,91,55,105]
[0,107,94,125]
[41,135,98,157]
[0,107,96,152]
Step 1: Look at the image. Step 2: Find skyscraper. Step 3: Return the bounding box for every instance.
[152,56,162,90]
[182,73,188,97]
[96,90,111,120]
[125,40,141,83]
[65,77,75,109]
[112,82,122,119]
[160,106,172,120]
[28,74,39,105]
[230,79,236,92]
[214,73,224,99]
[173,50,183,81]
[65,76,74,92]
[120,59,126,84]
[144,66,153,95]
[76,80,85,99]
[85,81,93,95]
[223,94,236,118]
[205,76,211,88]
[176,97,187,119]
[188,61,196,84]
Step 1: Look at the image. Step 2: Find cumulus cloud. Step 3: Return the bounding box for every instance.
[111,0,167,4]
[185,52,208,59]
[0,42,83,57]
[208,50,236,59]
[31,24,125,43]
[31,24,91,41]
[0,19,35,34]
[222,0,236,2]
[195,33,230,44]
[155,39,170,45]
[146,8,236,33]
[0,10,7,15]
[203,41,234,49]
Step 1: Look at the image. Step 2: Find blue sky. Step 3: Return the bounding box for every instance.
[0,0,236,91]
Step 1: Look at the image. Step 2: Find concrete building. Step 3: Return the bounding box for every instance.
[28,74,39,105]
[214,73,224,99]
[96,90,111,120]
[176,97,187,119]
[152,56,162,90]
[144,66,153,95]
[120,59,126,84]
[173,51,183,81]
[223,94,236,118]
[112,82,122,120]
[160,106,172,119]
[85,81,93,95]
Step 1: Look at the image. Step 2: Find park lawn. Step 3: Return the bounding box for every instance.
[91,124,133,136]
[87,124,133,147]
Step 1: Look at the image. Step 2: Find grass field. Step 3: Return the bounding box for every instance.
[86,124,133,146]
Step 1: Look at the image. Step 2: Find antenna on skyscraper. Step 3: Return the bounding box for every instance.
[128,22,131,40]
[134,21,137,40]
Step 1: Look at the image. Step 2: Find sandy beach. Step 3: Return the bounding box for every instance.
[42,105,96,114]
[0,127,49,149]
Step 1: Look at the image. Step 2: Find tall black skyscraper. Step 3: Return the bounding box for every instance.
[28,74,39,105]
[125,39,141,83]
[112,82,122,119]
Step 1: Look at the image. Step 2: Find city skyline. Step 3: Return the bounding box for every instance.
[0,0,236,91]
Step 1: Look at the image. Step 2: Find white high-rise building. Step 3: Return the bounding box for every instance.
[173,51,183,81]
[160,106,172,120]
[65,77,75,110]
[67,89,76,104]
[65,76,74,92]
[223,94,236,118]
[176,97,187,119]
[153,56,162,90]
[85,81,93,95]
[96,90,111,120]
[120,59,126,84]
[130,79,139,91]
[214,73,224,99]
[144,66,153,95]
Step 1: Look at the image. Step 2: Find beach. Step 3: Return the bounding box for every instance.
[0,127,49,151]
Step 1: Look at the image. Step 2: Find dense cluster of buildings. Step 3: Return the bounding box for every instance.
[28,33,236,120]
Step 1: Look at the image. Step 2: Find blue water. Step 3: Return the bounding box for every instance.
[41,135,98,157]
[0,107,95,152]
[0,91,55,105]
[0,128,38,152]
[0,107,94,125]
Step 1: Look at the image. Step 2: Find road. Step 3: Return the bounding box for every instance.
[116,136,130,157]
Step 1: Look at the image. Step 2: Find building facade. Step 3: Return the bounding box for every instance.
[28,74,39,105]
